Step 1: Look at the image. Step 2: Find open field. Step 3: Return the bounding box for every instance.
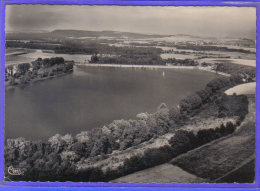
[225,82,256,95]
[113,163,208,183]
[5,48,35,55]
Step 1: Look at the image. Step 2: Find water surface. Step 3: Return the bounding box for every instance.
[5,66,220,141]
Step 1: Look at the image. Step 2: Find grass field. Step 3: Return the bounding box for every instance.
[225,82,256,96]
[112,163,208,183]
[214,156,255,183]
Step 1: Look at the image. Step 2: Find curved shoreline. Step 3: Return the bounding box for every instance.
[76,63,230,76]
[5,70,73,90]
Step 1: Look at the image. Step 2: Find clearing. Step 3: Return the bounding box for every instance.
[225,82,256,96]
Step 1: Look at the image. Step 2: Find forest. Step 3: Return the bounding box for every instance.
[4,72,249,182]
[173,45,255,54]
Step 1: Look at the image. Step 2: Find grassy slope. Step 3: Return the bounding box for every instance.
[112,163,208,183]
[170,98,255,180]
[214,156,255,183]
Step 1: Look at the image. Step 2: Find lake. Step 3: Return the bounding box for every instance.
[5,66,221,141]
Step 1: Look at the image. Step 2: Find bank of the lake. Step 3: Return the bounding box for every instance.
[76,63,231,76]
[5,72,70,90]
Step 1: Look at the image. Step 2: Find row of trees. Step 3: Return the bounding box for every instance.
[89,56,201,67]
[6,41,60,50]
[90,54,165,65]
[164,58,199,66]
[89,46,164,65]
[173,45,254,54]
[179,75,244,113]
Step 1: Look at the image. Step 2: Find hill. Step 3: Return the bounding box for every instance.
[5,30,168,40]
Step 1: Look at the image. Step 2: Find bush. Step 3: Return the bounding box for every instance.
[169,130,193,155]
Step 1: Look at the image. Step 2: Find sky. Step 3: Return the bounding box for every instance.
[5,5,256,38]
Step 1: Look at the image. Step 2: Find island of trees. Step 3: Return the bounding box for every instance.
[5,57,74,86]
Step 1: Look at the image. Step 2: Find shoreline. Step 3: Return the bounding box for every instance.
[5,71,72,90]
[76,63,230,76]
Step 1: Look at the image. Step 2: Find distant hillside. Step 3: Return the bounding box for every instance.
[5,30,168,40]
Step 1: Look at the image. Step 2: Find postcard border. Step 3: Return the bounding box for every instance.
[0,0,259,189]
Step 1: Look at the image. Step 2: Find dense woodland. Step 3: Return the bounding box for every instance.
[5,57,74,86]
[173,45,255,54]
[215,62,256,80]
[5,72,249,182]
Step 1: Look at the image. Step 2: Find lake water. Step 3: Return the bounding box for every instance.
[5,66,221,141]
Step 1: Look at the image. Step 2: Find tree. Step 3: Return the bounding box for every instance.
[19,76,27,84]
[169,107,182,126]
[7,65,14,77]
[8,78,16,85]
[16,63,30,75]
[179,93,202,112]
[90,55,98,63]
[50,57,64,66]
[169,130,192,155]
[5,68,8,81]
[48,134,66,152]
[31,59,42,70]
[76,131,90,144]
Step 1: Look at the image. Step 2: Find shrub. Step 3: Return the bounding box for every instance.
[169,130,193,155]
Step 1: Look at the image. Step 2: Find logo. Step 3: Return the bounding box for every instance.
[8,166,25,175]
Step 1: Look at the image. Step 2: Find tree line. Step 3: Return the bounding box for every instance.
[179,74,244,113]
[164,58,199,66]
[173,45,254,54]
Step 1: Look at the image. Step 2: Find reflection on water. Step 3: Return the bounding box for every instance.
[5,66,220,141]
